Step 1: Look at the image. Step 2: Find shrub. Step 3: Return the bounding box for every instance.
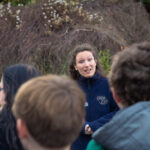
[0,0,107,75]
[0,0,32,5]
[0,0,149,75]
[99,49,111,75]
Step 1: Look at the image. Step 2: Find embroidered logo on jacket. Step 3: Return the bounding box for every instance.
[84,102,88,107]
[96,96,108,105]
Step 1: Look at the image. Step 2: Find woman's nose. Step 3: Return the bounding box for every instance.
[84,61,90,67]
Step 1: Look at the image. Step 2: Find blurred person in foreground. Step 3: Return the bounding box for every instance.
[12,75,86,150]
[0,64,40,150]
[87,42,150,150]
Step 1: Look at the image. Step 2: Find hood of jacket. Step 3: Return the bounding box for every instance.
[92,102,150,150]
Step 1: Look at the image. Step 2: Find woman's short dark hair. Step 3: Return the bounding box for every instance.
[68,43,105,80]
[0,64,40,150]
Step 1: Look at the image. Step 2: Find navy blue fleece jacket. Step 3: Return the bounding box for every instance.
[71,73,118,150]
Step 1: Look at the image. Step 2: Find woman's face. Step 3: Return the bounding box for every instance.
[75,51,96,78]
[0,77,6,110]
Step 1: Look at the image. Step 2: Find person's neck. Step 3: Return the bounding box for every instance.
[21,136,70,150]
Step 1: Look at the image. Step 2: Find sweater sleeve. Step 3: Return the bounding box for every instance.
[89,91,119,132]
[80,121,89,134]
[88,111,117,132]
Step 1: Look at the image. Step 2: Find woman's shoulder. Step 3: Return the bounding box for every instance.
[96,75,109,84]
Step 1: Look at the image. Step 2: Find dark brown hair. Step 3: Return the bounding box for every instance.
[68,43,105,80]
[12,75,85,148]
[0,64,40,150]
[109,42,150,106]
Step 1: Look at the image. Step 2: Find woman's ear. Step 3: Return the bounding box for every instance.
[17,119,29,139]
[74,66,78,71]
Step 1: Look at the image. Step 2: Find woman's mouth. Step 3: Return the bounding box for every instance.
[84,68,92,74]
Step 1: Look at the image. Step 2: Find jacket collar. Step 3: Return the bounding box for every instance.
[78,72,101,83]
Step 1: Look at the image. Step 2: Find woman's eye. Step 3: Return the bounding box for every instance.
[88,58,93,62]
[79,60,84,64]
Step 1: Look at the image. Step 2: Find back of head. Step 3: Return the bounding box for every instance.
[109,42,150,106]
[1,64,40,150]
[12,75,85,149]
[3,64,40,110]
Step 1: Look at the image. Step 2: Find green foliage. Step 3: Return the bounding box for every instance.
[12,0,31,5]
[0,0,33,5]
[137,0,150,3]
[57,59,69,75]
[99,49,111,75]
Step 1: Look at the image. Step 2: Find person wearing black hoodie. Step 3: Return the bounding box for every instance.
[68,43,118,150]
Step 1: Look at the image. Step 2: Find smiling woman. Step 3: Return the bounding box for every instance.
[69,44,105,80]
[68,43,119,150]
[74,51,97,78]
